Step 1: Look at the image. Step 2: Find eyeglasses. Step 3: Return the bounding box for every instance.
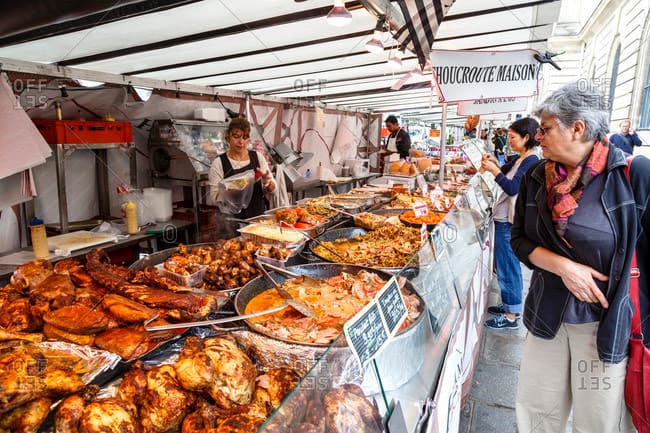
[536,124,556,136]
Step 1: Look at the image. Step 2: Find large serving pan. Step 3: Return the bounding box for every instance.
[233,263,425,347]
[307,227,414,274]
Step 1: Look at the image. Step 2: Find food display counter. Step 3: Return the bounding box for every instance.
[0,149,494,432]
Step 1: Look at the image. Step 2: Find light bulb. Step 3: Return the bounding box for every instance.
[326,0,352,26]
[365,30,384,54]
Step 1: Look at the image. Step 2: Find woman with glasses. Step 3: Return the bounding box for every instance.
[208,117,276,239]
[512,81,650,433]
[481,117,540,330]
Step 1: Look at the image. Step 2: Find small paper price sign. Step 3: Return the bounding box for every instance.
[413,200,429,217]
[416,175,428,195]
[421,223,428,243]
[431,225,445,261]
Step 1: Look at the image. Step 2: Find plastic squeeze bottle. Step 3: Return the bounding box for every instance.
[30,217,49,259]
[125,201,139,234]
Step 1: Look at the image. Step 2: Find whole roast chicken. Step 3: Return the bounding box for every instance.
[174,336,257,409]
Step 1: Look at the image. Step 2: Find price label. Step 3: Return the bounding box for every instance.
[344,302,389,366]
[421,223,429,243]
[431,226,445,261]
[413,200,429,217]
[376,276,408,336]
[416,175,428,195]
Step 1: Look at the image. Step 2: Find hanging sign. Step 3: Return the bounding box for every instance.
[430,49,539,102]
[457,96,529,116]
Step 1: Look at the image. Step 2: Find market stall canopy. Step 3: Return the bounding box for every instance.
[0,0,560,119]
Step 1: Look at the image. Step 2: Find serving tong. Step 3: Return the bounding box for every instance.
[143,263,314,332]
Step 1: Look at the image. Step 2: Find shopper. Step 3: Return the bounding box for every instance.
[385,115,411,159]
[610,118,642,155]
[208,117,276,239]
[492,128,507,163]
[512,81,650,433]
[482,117,540,330]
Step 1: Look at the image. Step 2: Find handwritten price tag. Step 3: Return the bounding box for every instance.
[413,200,429,217]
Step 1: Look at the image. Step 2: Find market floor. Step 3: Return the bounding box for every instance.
[458,266,574,433]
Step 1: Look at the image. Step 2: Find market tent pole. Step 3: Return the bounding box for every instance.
[439,102,447,189]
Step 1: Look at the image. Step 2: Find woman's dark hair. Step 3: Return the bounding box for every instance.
[227,117,250,135]
[509,117,539,150]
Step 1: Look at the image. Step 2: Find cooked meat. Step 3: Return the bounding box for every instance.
[140,365,196,433]
[0,397,51,433]
[252,368,300,413]
[94,327,150,360]
[30,274,76,309]
[323,388,382,433]
[0,298,38,332]
[116,365,147,407]
[174,336,256,409]
[78,398,139,433]
[73,285,106,308]
[84,249,132,291]
[181,401,221,433]
[131,267,195,292]
[55,385,99,433]
[43,304,110,335]
[119,284,216,318]
[0,345,84,413]
[11,260,53,291]
[293,423,325,433]
[303,394,324,427]
[43,323,95,346]
[215,413,265,433]
[0,329,43,344]
[101,294,157,324]
[54,259,83,275]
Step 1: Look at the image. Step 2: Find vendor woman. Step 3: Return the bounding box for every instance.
[208,117,276,239]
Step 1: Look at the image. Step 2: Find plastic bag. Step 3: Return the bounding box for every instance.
[216,169,255,214]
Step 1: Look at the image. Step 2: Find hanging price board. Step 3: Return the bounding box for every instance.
[431,226,446,261]
[413,200,429,217]
[376,277,407,336]
[344,302,389,367]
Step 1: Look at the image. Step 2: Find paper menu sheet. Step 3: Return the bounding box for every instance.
[47,230,117,252]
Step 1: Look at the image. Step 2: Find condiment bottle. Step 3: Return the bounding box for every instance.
[30,217,49,259]
[125,201,139,234]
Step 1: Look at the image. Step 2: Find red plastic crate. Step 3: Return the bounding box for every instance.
[33,120,133,144]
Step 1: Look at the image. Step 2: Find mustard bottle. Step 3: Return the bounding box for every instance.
[30,217,49,259]
[125,201,139,234]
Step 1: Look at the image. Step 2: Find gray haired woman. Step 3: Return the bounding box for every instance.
[511,81,650,433]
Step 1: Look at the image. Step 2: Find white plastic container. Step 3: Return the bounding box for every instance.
[143,187,173,222]
[194,108,226,122]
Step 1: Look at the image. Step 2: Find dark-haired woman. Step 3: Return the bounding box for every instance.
[208,117,276,239]
[482,117,540,329]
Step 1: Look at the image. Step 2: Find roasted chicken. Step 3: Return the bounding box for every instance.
[10,260,53,292]
[54,258,95,287]
[174,336,257,409]
[0,298,38,332]
[78,398,140,433]
[323,386,382,433]
[54,385,100,433]
[252,368,300,415]
[140,365,196,433]
[0,397,51,433]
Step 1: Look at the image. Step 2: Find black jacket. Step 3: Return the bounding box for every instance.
[511,146,650,363]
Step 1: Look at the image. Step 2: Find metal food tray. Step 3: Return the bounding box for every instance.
[249,208,330,238]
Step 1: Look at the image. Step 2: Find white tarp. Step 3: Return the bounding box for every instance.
[430,49,539,102]
[457,96,529,115]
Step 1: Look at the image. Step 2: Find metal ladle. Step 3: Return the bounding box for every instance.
[255,259,315,317]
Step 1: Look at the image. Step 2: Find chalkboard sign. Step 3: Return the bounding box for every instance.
[344,302,389,366]
[431,226,446,261]
[376,277,408,336]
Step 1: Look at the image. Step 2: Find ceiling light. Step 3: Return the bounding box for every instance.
[132,86,153,102]
[326,0,352,26]
[77,79,105,87]
[388,48,403,70]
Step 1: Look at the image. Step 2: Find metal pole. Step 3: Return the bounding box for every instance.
[54,143,69,233]
[439,102,447,189]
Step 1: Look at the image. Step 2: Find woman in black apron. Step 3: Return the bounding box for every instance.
[208,118,276,239]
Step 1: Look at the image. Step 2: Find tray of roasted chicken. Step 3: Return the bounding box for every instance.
[246,205,332,238]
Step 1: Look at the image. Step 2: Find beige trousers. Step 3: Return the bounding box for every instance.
[516,322,636,433]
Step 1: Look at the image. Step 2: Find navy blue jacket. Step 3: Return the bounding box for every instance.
[494,154,540,196]
[610,132,642,155]
[511,146,650,363]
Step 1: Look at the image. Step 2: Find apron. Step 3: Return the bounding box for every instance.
[387,127,401,152]
[215,151,268,239]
